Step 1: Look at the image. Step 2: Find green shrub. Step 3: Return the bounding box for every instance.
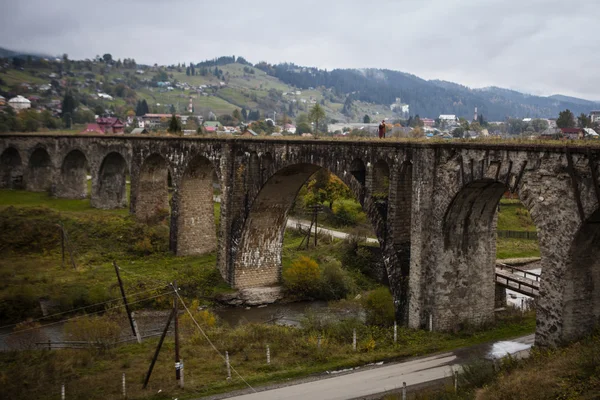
[363,287,395,326]
[282,256,321,297]
[64,314,121,350]
[319,260,356,300]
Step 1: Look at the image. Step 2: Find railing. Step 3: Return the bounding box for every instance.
[496,263,541,282]
[497,230,538,240]
[495,274,539,297]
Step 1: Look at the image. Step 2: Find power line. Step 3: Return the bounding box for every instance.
[0,284,169,331]
[0,291,171,339]
[173,289,257,393]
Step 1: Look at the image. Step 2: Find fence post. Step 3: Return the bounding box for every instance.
[454,370,458,392]
[266,345,271,364]
[61,383,65,400]
[225,351,231,380]
[393,321,397,344]
[317,334,322,350]
[352,329,357,351]
[179,359,184,389]
[122,373,126,398]
[401,382,406,400]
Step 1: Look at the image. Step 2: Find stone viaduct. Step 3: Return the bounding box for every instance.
[1,133,599,348]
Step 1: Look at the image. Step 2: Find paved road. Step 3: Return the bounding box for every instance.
[286,218,379,244]
[214,335,535,400]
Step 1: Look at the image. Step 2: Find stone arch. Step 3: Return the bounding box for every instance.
[56,149,88,199]
[136,153,170,222]
[175,155,217,256]
[233,161,379,289]
[0,147,23,189]
[562,208,600,342]
[350,158,366,186]
[92,152,128,209]
[438,178,516,329]
[26,147,52,192]
[372,159,390,199]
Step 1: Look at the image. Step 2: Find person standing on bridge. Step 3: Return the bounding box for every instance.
[378,120,386,139]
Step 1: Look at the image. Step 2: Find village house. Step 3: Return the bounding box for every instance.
[96,117,125,134]
[141,113,187,128]
[560,127,584,140]
[8,95,32,110]
[421,118,435,127]
[79,123,105,134]
[591,111,600,124]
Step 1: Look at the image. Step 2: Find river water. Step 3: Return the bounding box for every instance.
[0,300,346,351]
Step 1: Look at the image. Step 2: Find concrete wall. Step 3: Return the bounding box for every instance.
[2,134,600,348]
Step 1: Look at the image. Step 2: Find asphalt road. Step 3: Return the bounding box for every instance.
[286,218,379,244]
[211,335,535,400]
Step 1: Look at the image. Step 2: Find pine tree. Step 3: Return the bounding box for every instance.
[241,108,248,121]
[168,115,181,133]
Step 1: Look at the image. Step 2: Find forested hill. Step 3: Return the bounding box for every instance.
[256,62,599,120]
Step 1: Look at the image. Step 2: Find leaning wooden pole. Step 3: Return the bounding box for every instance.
[113,261,137,338]
[143,307,176,389]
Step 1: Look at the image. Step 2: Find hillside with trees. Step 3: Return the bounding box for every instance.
[1,48,599,134]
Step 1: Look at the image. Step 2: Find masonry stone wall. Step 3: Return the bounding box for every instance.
[55,149,88,199]
[175,155,217,256]
[3,135,600,348]
[135,154,169,222]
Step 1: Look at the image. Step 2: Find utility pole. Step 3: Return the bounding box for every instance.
[173,281,182,388]
[114,261,138,339]
[143,307,176,389]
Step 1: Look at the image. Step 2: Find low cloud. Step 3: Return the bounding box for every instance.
[1,0,598,99]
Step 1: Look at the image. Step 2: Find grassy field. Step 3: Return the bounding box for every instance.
[0,309,536,400]
[0,189,544,399]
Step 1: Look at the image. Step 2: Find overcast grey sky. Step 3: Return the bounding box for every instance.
[1,0,599,100]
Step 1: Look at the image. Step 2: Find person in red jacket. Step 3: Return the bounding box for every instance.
[378,120,386,139]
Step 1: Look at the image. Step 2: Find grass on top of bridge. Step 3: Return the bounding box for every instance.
[5,131,600,149]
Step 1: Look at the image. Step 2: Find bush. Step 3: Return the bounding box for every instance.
[282,256,321,297]
[319,260,356,300]
[64,314,121,350]
[363,287,395,326]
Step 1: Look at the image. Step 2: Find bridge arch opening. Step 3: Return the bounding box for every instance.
[562,208,600,342]
[175,155,217,256]
[136,153,171,223]
[0,147,23,189]
[438,179,540,331]
[92,152,128,209]
[26,147,52,192]
[233,162,382,290]
[57,150,88,199]
[372,159,390,200]
[350,158,366,186]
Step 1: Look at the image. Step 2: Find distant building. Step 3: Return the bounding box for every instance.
[96,117,124,134]
[560,127,584,140]
[591,111,600,124]
[8,95,31,110]
[142,113,181,128]
[583,128,599,138]
[439,114,458,126]
[130,127,149,134]
[97,93,113,100]
[79,123,105,134]
[284,123,296,134]
[421,118,435,127]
